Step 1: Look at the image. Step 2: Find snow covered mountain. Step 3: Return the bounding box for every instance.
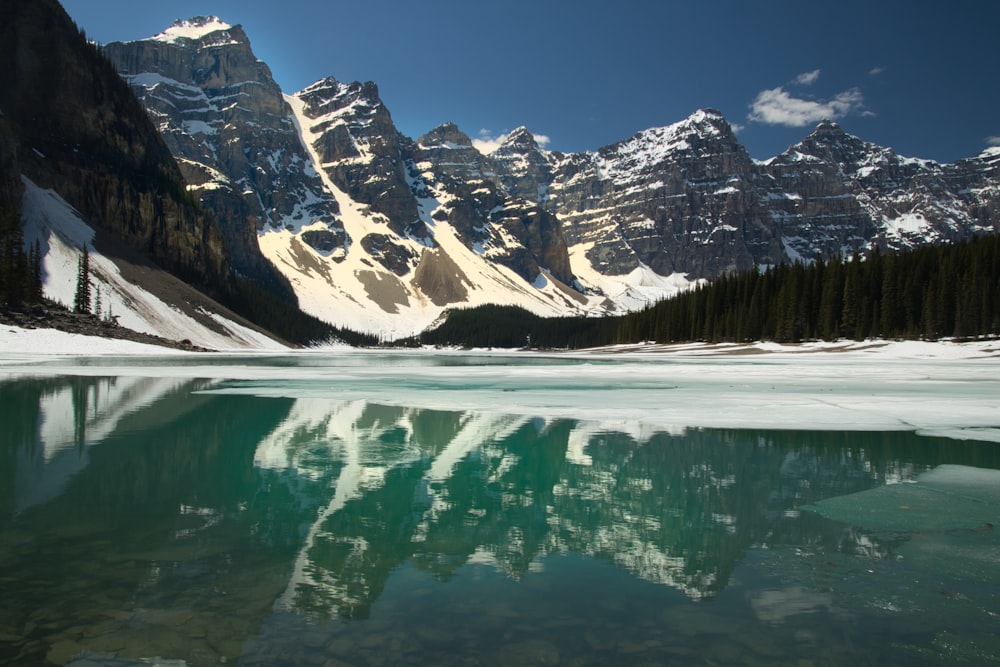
[103,17,1000,338]
[102,19,700,337]
[491,111,1000,276]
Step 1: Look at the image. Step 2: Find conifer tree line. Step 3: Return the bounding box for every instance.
[419,234,1000,348]
[0,207,43,308]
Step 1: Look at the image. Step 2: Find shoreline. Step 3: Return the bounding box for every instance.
[3,321,1000,361]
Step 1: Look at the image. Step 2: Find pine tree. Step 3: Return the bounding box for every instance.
[74,245,92,314]
[29,240,43,302]
[841,255,862,339]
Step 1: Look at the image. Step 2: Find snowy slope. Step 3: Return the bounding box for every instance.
[257,93,616,338]
[19,177,286,350]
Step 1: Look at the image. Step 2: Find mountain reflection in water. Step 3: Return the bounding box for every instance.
[1,375,998,666]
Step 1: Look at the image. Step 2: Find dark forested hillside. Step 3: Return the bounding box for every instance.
[418,235,1000,348]
[0,0,228,285]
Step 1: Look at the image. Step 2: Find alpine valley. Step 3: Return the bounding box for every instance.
[4,3,1000,347]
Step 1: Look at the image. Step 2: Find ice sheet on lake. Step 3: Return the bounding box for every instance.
[1,344,999,441]
[803,464,1000,531]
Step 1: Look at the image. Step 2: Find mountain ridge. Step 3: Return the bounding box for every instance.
[21,10,999,341]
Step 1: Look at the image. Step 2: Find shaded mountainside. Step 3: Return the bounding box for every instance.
[493,112,1000,278]
[102,19,340,288]
[0,0,226,286]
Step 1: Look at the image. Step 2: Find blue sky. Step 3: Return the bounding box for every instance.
[61,0,999,163]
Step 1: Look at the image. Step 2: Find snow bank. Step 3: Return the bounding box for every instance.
[0,325,191,357]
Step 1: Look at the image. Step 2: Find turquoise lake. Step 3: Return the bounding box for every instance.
[1,351,998,666]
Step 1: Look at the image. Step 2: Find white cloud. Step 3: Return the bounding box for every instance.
[472,129,550,154]
[869,66,885,76]
[986,136,1000,147]
[747,87,865,127]
[472,130,506,154]
[793,69,821,86]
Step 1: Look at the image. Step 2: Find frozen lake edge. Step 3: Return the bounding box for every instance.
[3,329,999,443]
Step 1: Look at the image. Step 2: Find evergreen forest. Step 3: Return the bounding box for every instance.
[0,207,43,309]
[418,234,1000,349]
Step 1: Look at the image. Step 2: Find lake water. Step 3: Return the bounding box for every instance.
[1,350,999,666]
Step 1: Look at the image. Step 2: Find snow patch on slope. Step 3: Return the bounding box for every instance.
[568,242,699,311]
[19,177,285,350]
[883,212,932,239]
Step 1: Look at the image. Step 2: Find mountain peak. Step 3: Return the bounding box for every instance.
[418,122,474,149]
[690,108,725,122]
[499,127,541,151]
[811,119,846,138]
[682,108,734,135]
[151,17,237,44]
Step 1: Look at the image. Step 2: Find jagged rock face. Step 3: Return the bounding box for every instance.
[760,121,999,258]
[492,204,574,285]
[103,18,344,279]
[414,124,575,286]
[489,127,555,201]
[488,112,999,280]
[95,13,999,335]
[416,124,498,248]
[957,149,1000,226]
[492,110,784,279]
[416,123,488,186]
[295,78,424,245]
[359,233,416,277]
[0,0,228,286]
[102,18,589,333]
[759,128,877,261]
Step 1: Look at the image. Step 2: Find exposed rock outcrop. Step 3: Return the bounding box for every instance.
[104,18,343,283]
[295,78,423,244]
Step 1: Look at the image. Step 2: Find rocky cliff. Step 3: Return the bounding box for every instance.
[761,120,998,255]
[103,18,339,287]
[487,111,1000,281]
[106,21,595,336]
[520,110,784,280]
[0,2,347,348]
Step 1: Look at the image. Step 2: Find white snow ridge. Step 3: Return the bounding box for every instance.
[150,17,234,44]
